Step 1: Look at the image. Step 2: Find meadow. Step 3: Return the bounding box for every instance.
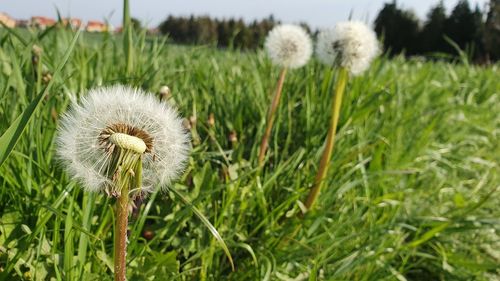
[0,26,499,280]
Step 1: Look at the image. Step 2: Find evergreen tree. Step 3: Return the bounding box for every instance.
[216,19,230,47]
[420,1,447,53]
[485,0,500,60]
[374,1,420,55]
[444,0,485,58]
[130,17,142,32]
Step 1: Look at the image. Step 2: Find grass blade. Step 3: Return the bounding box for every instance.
[0,30,81,167]
[167,185,235,271]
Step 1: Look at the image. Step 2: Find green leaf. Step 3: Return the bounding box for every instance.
[0,30,81,167]
[167,185,235,271]
[152,251,179,275]
[97,251,114,272]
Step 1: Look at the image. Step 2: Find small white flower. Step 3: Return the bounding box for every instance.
[57,85,189,194]
[316,21,379,75]
[264,24,312,69]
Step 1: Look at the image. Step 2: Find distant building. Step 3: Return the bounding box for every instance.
[147,28,160,35]
[0,12,16,28]
[86,20,110,32]
[31,16,56,29]
[62,18,82,30]
[16,19,29,28]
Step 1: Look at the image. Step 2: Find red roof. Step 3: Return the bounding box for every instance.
[87,20,106,27]
[31,16,56,26]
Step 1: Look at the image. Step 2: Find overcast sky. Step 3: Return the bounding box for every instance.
[1,0,490,28]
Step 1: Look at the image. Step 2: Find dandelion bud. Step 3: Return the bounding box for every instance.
[51,107,58,122]
[219,166,229,180]
[182,118,191,130]
[189,115,201,146]
[32,44,42,65]
[207,113,215,128]
[159,85,171,101]
[42,71,52,84]
[228,130,238,144]
[264,24,312,69]
[142,229,155,241]
[189,115,197,128]
[316,21,379,75]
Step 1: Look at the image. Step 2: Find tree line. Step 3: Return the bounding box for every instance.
[158,15,278,49]
[374,0,499,61]
[157,0,500,61]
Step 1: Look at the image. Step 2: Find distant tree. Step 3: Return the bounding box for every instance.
[444,0,485,58]
[233,19,251,49]
[248,20,262,49]
[131,17,142,32]
[374,1,420,55]
[158,15,279,49]
[193,16,217,44]
[187,15,197,43]
[484,0,500,60]
[256,15,277,45]
[216,19,230,47]
[159,16,189,42]
[420,1,447,53]
[298,22,312,35]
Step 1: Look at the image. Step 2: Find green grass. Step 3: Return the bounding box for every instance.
[0,27,499,280]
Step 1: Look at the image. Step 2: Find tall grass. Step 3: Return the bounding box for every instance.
[0,26,499,280]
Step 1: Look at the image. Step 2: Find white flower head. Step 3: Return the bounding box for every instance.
[316,21,379,75]
[264,24,312,69]
[57,85,190,195]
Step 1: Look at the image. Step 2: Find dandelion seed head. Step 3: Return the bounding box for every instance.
[57,85,190,194]
[264,24,312,69]
[316,21,379,75]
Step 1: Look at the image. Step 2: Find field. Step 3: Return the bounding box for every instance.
[0,27,499,280]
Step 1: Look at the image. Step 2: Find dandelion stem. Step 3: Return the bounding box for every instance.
[304,67,349,211]
[112,149,142,281]
[258,67,288,165]
[114,177,129,281]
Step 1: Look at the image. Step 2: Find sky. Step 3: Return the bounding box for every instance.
[1,0,490,29]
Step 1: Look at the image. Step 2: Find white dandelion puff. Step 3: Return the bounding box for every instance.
[57,85,190,195]
[264,24,312,69]
[316,21,379,75]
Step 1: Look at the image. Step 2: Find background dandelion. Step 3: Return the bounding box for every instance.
[259,24,312,165]
[316,21,379,75]
[304,21,380,211]
[264,24,312,69]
